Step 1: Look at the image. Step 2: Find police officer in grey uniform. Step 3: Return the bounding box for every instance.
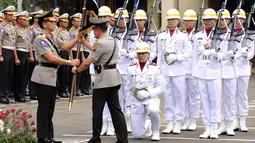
[27,10,43,100]
[13,11,34,102]
[0,6,16,104]
[31,9,80,143]
[72,17,128,143]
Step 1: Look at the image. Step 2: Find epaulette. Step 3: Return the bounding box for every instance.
[129,63,137,66]
[1,21,7,27]
[14,26,18,30]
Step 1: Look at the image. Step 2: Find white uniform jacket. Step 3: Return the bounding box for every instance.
[125,62,165,113]
[157,28,192,76]
[192,29,223,80]
[183,29,196,75]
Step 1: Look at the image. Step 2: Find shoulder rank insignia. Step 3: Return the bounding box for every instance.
[92,40,99,51]
[129,63,137,66]
[40,34,46,38]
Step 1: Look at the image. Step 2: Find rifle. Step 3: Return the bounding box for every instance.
[122,0,140,43]
[69,0,98,112]
[110,0,129,39]
[228,0,243,51]
[242,2,255,47]
[142,0,157,43]
[194,0,204,34]
[210,0,227,50]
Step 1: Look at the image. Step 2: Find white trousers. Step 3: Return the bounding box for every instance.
[131,99,160,138]
[235,76,250,116]
[164,76,185,121]
[102,103,112,122]
[197,78,221,126]
[185,75,200,119]
[222,78,236,121]
[119,74,129,113]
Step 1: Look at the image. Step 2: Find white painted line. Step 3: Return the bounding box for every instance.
[159,125,255,130]
[248,103,255,105]
[63,134,255,142]
[251,100,255,103]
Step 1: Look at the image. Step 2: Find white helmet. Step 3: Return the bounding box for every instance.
[135,42,150,53]
[134,9,147,20]
[98,6,113,17]
[183,9,197,20]
[217,9,230,19]
[202,8,217,19]
[166,9,180,19]
[232,9,246,19]
[114,8,129,18]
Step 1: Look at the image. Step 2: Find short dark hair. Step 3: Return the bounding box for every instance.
[95,23,107,32]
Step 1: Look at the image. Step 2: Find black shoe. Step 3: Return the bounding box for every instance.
[56,95,60,99]
[30,96,37,100]
[0,98,10,104]
[15,98,26,102]
[59,93,68,98]
[46,138,62,143]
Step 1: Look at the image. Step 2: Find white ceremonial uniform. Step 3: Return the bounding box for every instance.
[125,62,165,138]
[235,32,254,117]
[157,28,192,123]
[183,29,200,120]
[192,29,223,127]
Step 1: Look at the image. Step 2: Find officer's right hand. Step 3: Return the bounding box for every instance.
[70,59,80,66]
[0,56,3,62]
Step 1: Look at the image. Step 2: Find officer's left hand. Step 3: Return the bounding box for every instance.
[137,90,151,100]
[72,66,78,73]
[241,47,248,57]
[15,58,20,65]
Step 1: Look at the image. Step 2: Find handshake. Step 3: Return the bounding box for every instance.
[136,89,151,101]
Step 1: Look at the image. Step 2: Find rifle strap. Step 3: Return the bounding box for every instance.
[106,39,116,66]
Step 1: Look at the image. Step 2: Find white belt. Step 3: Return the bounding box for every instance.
[17,48,29,53]
[2,46,14,50]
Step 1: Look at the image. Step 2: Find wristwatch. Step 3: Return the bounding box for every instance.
[67,60,71,66]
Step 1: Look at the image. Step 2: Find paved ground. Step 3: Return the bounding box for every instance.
[1,75,255,143]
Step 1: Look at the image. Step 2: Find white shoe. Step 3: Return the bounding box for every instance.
[239,117,248,132]
[181,118,190,131]
[210,123,218,139]
[188,118,197,131]
[126,118,132,133]
[145,119,152,137]
[226,121,235,136]
[106,121,115,136]
[151,131,160,141]
[162,120,174,134]
[199,126,211,139]
[232,116,239,130]
[217,120,226,135]
[173,120,181,134]
[100,121,108,135]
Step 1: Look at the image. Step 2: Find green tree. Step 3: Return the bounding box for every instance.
[0,0,17,10]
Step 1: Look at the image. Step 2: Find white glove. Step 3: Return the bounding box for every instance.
[120,49,129,57]
[137,90,151,101]
[199,46,205,52]
[202,50,211,56]
[241,47,248,57]
[166,54,177,64]
[210,49,217,58]
[128,52,137,58]
[125,107,131,118]
[227,50,235,58]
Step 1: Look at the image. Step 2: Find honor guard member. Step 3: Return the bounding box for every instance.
[125,42,165,141]
[192,8,223,139]
[13,11,34,102]
[28,9,43,100]
[181,9,200,131]
[158,9,192,134]
[31,9,80,143]
[98,5,116,136]
[123,9,157,64]
[216,9,237,136]
[72,16,128,143]
[68,13,85,96]
[0,12,4,24]
[0,6,16,104]
[231,9,254,132]
[114,8,133,133]
[57,13,71,98]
